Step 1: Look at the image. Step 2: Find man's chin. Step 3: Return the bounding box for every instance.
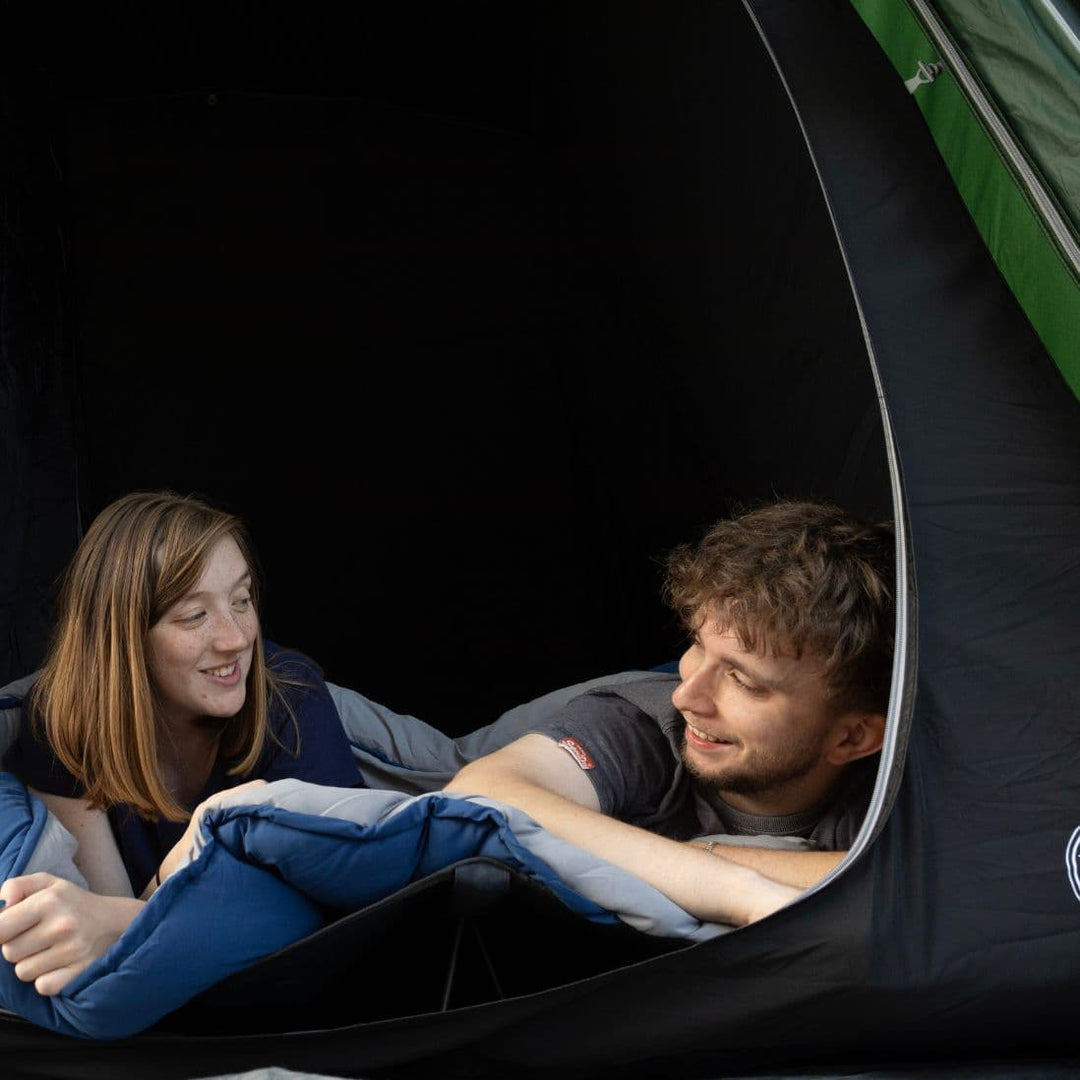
[682,742,824,798]
[681,745,745,791]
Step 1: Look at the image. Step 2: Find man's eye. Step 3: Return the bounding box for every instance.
[730,670,763,695]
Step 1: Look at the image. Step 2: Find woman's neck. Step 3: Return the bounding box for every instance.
[157,716,226,807]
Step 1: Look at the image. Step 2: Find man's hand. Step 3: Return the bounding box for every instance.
[0,873,144,996]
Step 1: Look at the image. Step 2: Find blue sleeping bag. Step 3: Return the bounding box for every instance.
[0,671,729,1040]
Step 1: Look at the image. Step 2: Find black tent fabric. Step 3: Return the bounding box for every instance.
[0,0,893,733]
[2,0,1080,1077]
[0,38,80,685]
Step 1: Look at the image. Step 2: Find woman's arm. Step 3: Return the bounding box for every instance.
[31,790,133,898]
[0,874,144,995]
[142,778,271,899]
[0,791,142,994]
[0,778,273,995]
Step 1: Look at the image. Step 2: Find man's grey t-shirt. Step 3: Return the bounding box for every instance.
[528,673,875,851]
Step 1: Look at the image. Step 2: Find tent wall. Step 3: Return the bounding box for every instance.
[2,0,889,734]
[0,18,81,685]
[12,2,1080,1079]
[17,0,1080,1077]
[852,0,1080,400]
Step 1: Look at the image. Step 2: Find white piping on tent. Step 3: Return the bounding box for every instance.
[906,0,1080,280]
[743,0,915,900]
[1037,0,1080,59]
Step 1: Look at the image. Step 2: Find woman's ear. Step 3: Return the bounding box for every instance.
[825,711,886,765]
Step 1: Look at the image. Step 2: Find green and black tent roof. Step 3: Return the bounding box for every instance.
[2,0,1079,1077]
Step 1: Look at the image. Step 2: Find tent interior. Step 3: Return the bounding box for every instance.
[1,0,915,1070]
[3,0,892,730]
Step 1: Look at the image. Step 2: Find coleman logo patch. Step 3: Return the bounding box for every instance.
[557,736,596,770]
[1067,826,1080,904]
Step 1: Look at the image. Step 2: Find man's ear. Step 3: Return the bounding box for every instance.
[825,711,886,766]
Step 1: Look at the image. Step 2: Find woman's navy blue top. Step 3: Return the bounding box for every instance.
[2,641,364,893]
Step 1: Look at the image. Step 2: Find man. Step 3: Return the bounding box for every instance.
[445,499,895,927]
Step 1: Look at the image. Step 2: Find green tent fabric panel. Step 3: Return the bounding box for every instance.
[850,0,1080,403]
[934,0,1080,238]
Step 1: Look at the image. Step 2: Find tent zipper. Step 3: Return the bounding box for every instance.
[744,0,916,892]
[904,0,1080,284]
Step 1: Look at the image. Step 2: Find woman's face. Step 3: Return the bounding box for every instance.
[146,535,259,728]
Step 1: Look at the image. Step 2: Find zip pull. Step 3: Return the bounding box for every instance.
[905,60,944,93]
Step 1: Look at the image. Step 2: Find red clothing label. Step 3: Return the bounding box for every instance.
[557,735,596,770]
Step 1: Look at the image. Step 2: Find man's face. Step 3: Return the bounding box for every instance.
[672,609,844,814]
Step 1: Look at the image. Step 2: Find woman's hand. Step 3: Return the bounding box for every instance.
[0,873,144,996]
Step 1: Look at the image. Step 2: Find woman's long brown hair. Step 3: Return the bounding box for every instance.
[26,491,277,822]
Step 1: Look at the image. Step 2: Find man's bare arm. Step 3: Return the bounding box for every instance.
[687,841,846,890]
[444,735,800,926]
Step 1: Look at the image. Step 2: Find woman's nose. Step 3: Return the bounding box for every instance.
[211,609,250,650]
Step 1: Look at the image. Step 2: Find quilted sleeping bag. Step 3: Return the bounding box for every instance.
[0,673,728,1039]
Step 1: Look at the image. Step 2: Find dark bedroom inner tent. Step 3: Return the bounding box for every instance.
[4,1,1080,1078]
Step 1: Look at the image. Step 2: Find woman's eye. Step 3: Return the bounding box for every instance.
[179,610,206,625]
[232,595,252,611]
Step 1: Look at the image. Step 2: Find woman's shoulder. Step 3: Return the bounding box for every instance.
[1,693,83,798]
[263,639,325,681]
[256,640,359,787]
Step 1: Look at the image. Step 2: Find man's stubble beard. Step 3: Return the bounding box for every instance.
[679,733,823,798]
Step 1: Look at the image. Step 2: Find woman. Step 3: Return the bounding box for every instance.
[0,490,363,994]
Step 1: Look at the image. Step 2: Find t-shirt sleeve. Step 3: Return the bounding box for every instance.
[259,646,365,789]
[1,713,83,799]
[527,690,678,830]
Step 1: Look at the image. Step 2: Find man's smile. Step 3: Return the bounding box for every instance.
[684,721,736,749]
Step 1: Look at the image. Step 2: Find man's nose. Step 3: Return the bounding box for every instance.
[672,661,716,715]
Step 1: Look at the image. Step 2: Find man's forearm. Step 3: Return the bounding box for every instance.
[688,841,845,890]
[445,763,800,926]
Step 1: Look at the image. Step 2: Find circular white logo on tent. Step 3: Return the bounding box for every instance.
[1067,827,1080,903]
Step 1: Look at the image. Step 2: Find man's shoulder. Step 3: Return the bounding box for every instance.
[456,670,679,762]
[527,672,692,833]
[583,670,680,694]
[579,671,681,724]
[537,672,684,759]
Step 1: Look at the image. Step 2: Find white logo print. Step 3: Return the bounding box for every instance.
[904,60,944,94]
[1066,827,1080,903]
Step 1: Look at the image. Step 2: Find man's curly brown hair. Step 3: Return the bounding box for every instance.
[663,499,895,715]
